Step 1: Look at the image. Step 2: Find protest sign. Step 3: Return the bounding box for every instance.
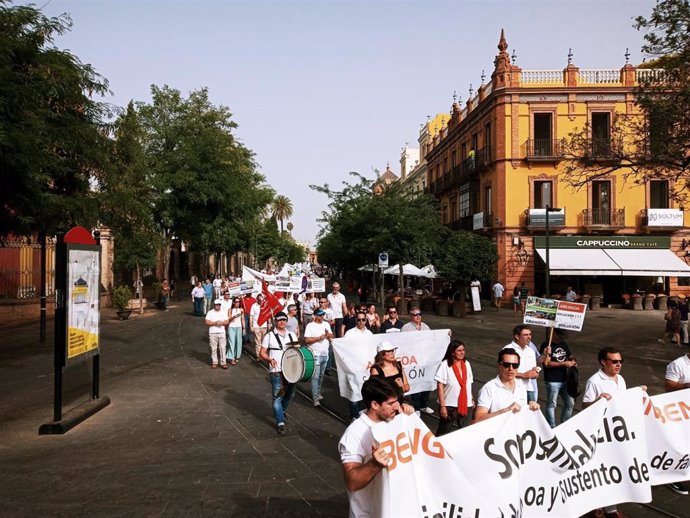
[308,277,326,293]
[524,296,587,331]
[331,330,450,401]
[361,388,690,517]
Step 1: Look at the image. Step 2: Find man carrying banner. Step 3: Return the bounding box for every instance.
[259,311,298,436]
[583,347,643,518]
[339,377,414,517]
[504,325,542,402]
[474,348,539,422]
[664,347,690,495]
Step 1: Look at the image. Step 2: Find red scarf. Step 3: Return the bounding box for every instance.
[451,360,468,416]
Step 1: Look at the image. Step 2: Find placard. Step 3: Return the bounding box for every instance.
[66,247,100,362]
[524,296,587,331]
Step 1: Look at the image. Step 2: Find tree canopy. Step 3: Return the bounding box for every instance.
[312,173,442,279]
[434,231,498,286]
[0,0,113,236]
[136,85,275,277]
[272,195,293,234]
[561,0,690,201]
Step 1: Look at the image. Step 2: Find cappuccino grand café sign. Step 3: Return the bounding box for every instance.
[534,235,671,249]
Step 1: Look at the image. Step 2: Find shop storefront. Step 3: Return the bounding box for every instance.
[532,235,690,304]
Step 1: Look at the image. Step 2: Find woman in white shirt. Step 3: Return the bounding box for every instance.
[226,297,245,365]
[435,340,474,435]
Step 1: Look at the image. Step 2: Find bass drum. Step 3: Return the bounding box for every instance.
[281,347,315,383]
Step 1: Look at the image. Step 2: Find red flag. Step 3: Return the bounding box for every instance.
[258,281,283,327]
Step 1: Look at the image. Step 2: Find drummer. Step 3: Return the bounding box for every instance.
[259,311,299,436]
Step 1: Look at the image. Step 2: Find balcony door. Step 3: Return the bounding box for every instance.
[533,113,553,156]
[592,112,611,156]
[592,180,611,224]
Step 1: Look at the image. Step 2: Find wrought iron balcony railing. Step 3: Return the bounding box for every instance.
[525,139,563,160]
[579,208,625,227]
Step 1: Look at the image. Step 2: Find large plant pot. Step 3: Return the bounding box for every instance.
[590,295,601,311]
[656,295,668,311]
[644,296,655,310]
[409,298,421,313]
[580,295,591,308]
[451,300,464,317]
[632,295,643,310]
[396,298,409,315]
[421,298,435,312]
[116,309,132,321]
[436,299,449,316]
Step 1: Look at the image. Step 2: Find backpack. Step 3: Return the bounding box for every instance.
[566,366,581,398]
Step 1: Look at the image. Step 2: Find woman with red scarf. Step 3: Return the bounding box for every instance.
[435,340,474,436]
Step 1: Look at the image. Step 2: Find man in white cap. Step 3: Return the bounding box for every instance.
[205,299,229,369]
[304,308,334,407]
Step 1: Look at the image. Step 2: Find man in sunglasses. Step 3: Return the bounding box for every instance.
[474,348,539,422]
[402,307,433,414]
[345,311,373,338]
[380,305,404,333]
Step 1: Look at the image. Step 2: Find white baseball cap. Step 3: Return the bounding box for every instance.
[376,341,396,353]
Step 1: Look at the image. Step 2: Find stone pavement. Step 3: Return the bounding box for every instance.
[0,302,687,517]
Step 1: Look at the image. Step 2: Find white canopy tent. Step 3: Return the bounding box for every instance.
[383,264,425,276]
[420,265,438,278]
[357,264,376,272]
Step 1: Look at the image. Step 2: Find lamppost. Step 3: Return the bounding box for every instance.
[544,204,562,298]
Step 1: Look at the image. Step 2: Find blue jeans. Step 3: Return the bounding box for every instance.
[193,297,204,316]
[311,352,329,400]
[270,373,296,426]
[411,392,430,411]
[527,390,536,403]
[243,315,251,342]
[545,381,574,428]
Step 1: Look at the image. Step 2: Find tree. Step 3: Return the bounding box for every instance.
[312,173,443,291]
[434,231,498,316]
[271,195,293,234]
[137,85,273,279]
[252,215,305,267]
[561,0,690,200]
[99,101,159,313]
[286,222,294,235]
[0,1,113,236]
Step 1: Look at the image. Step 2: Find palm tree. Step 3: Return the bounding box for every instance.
[272,195,293,233]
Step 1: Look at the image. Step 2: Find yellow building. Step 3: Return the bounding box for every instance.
[426,30,690,304]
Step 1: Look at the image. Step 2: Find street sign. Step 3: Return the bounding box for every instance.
[378,253,389,268]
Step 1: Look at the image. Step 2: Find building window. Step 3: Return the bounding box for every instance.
[678,277,690,287]
[460,183,470,217]
[484,122,492,154]
[471,133,478,152]
[451,150,456,168]
[450,196,457,222]
[591,112,611,156]
[442,204,448,225]
[533,181,553,209]
[650,180,669,209]
[533,113,553,156]
[484,185,492,215]
[592,180,611,224]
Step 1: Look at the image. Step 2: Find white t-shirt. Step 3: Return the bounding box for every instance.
[492,283,505,298]
[328,292,346,319]
[665,354,690,384]
[504,342,537,391]
[582,369,627,404]
[401,321,430,332]
[434,360,474,409]
[345,327,373,338]
[477,375,527,414]
[302,297,318,316]
[220,297,233,316]
[228,307,243,328]
[261,329,297,373]
[205,309,227,335]
[250,302,266,328]
[338,413,383,518]
[304,321,332,356]
[191,286,205,298]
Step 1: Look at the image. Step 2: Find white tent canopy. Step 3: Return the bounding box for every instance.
[384,264,425,276]
[420,264,437,278]
[357,264,376,272]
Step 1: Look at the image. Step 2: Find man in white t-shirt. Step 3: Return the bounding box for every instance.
[339,377,410,518]
[259,312,299,436]
[583,347,645,518]
[474,348,539,422]
[344,312,373,338]
[250,294,267,360]
[664,351,690,495]
[205,299,229,369]
[491,280,505,310]
[504,325,541,402]
[304,309,333,406]
[327,282,347,337]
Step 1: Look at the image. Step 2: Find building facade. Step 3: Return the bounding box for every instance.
[426,30,690,303]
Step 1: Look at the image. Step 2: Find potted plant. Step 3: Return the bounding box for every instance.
[112,285,133,320]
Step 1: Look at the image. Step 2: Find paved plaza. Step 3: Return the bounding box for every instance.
[0,301,687,517]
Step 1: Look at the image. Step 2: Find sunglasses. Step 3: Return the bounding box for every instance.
[356,318,367,322]
[411,313,421,317]
[389,311,397,314]
[500,362,520,369]
[606,359,624,365]
[276,318,288,322]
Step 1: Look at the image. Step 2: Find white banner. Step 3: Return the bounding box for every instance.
[362,388,690,517]
[332,330,450,401]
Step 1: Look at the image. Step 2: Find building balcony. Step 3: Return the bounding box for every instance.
[527,208,566,228]
[579,208,625,228]
[524,139,564,161]
[472,212,494,230]
[585,138,618,160]
[640,208,684,228]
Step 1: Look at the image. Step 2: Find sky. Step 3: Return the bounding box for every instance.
[38,0,656,245]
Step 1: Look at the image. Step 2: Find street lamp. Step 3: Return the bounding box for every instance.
[544,204,562,298]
